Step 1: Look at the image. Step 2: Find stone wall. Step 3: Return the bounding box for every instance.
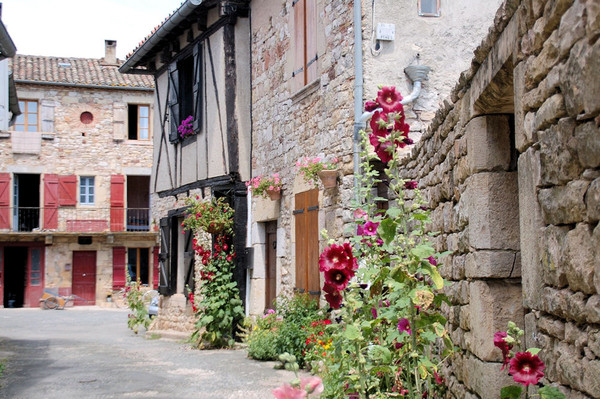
[397,0,600,397]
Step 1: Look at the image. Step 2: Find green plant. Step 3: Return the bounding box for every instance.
[296,156,339,186]
[316,86,452,398]
[182,196,234,234]
[246,174,282,198]
[125,271,151,334]
[191,234,244,348]
[245,310,282,360]
[0,359,5,377]
[273,353,324,398]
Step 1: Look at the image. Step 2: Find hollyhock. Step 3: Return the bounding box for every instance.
[272,384,307,399]
[301,376,324,395]
[324,267,354,291]
[427,256,437,266]
[398,318,412,335]
[354,208,368,220]
[376,86,404,114]
[509,351,545,386]
[318,243,357,272]
[371,307,378,319]
[494,331,512,370]
[404,180,418,190]
[323,283,343,309]
[362,221,380,236]
[364,100,379,112]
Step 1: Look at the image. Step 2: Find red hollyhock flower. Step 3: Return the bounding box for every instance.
[427,256,437,266]
[319,243,357,272]
[509,352,545,386]
[324,267,354,291]
[493,331,512,370]
[404,180,418,190]
[323,283,342,309]
[377,86,404,114]
[364,100,379,112]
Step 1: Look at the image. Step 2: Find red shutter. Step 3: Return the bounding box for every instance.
[292,0,306,91]
[112,247,127,289]
[58,175,77,206]
[153,246,159,289]
[110,175,125,231]
[0,173,10,229]
[44,174,59,229]
[305,0,318,82]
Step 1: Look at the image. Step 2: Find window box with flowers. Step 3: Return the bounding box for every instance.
[181,196,234,235]
[246,174,283,200]
[296,157,339,189]
[177,115,196,145]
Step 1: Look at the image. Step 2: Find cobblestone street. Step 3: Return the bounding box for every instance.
[0,307,296,399]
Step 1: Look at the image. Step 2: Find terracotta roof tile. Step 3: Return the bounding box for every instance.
[10,54,154,88]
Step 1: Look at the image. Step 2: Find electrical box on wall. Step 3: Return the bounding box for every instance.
[376,23,395,41]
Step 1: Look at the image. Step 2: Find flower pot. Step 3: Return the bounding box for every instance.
[318,169,338,189]
[205,222,225,234]
[266,189,281,201]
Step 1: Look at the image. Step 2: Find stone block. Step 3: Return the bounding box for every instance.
[561,39,600,118]
[465,250,521,278]
[251,243,267,279]
[462,354,514,399]
[539,118,582,186]
[465,115,512,173]
[582,360,600,398]
[574,122,600,169]
[558,0,586,58]
[533,93,567,132]
[586,295,600,324]
[527,30,560,87]
[252,196,280,222]
[594,224,600,293]
[564,223,596,295]
[587,1,600,37]
[466,172,520,250]
[539,180,589,225]
[538,314,566,340]
[469,280,524,362]
[540,224,570,288]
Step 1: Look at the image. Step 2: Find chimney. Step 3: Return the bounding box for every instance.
[103,40,117,65]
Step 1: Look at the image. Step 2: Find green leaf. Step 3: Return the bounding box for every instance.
[385,207,403,219]
[538,386,566,399]
[411,244,435,259]
[428,266,444,290]
[344,324,361,341]
[420,331,437,343]
[526,347,541,355]
[378,218,397,245]
[369,345,392,364]
[500,386,523,399]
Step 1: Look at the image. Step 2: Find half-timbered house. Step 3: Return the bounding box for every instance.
[120,0,251,333]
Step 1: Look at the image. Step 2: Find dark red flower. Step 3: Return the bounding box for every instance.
[433,371,444,385]
[427,256,437,266]
[494,331,512,370]
[324,267,354,291]
[509,352,545,386]
[319,243,357,272]
[397,318,411,335]
[404,180,418,190]
[376,86,404,114]
[364,100,379,112]
[323,283,343,309]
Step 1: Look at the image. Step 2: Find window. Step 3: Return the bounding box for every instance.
[418,0,441,17]
[80,176,95,205]
[14,100,39,132]
[128,105,150,140]
[291,0,318,91]
[168,43,202,142]
[128,248,150,285]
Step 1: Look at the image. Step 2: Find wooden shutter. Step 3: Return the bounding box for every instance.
[110,175,125,231]
[113,102,127,141]
[168,63,180,143]
[58,175,77,206]
[112,247,127,289]
[183,229,195,293]
[292,0,306,91]
[158,217,172,295]
[153,246,159,289]
[192,43,203,133]
[40,100,55,133]
[294,189,320,299]
[0,173,10,229]
[305,0,318,82]
[43,174,59,229]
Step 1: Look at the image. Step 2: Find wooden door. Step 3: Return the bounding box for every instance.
[72,251,96,305]
[25,247,44,307]
[265,222,277,310]
[294,189,320,300]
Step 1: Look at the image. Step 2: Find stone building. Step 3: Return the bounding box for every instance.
[0,41,157,308]
[119,1,251,334]
[246,0,503,315]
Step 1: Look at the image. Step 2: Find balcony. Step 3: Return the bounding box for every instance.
[0,207,151,233]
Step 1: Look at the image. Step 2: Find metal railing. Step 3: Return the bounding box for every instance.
[0,207,151,233]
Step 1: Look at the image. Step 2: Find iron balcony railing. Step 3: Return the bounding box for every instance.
[0,207,151,233]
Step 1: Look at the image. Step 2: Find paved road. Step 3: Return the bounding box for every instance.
[0,307,299,399]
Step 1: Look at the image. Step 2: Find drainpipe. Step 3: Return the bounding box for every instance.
[245,190,251,317]
[352,0,364,201]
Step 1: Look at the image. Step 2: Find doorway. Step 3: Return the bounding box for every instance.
[72,251,96,305]
[3,247,27,308]
[13,174,40,232]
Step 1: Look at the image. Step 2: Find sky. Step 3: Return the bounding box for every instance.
[1,0,185,60]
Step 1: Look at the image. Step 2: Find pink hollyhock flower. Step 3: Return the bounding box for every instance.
[364,100,379,112]
[404,180,418,190]
[323,283,343,309]
[377,86,404,114]
[494,331,513,370]
[301,376,324,395]
[398,318,411,335]
[354,208,368,220]
[324,267,354,291]
[272,384,307,399]
[362,221,379,236]
[318,243,357,272]
[509,352,545,386]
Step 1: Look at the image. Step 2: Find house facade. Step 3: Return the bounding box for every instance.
[119,0,251,333]
[0,41,157,308]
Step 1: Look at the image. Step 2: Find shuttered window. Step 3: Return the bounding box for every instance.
[58,175,77,206]
[14,100,39,132]
[291,0,318,92]
[294,189,320,299]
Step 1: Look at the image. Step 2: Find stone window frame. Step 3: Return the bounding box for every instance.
[79,176,95,206]
[418,0,441,17]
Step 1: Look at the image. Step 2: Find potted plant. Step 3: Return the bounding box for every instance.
[178,115,195,139]
[246,174,283,200]
[181,196,234,234]
[296,156,339,189]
